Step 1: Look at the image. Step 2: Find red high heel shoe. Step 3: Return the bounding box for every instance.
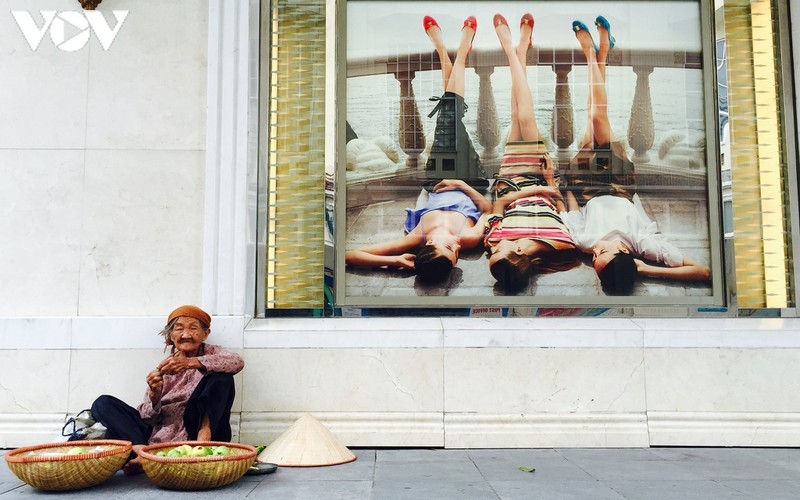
[493,13,508,29]
[423,15,439,34]
[520,13,534,48]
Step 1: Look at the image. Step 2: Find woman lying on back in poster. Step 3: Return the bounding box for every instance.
[562,16,711,295]
[345,16,492,284]
[483,13,579,292]
[88,305,244,475]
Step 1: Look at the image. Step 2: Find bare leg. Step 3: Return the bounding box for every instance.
[444,17,476,97]
[574,23,612,146]
[197,414,212,441]
[517,13,533,67]
[424,17,453,90]
[595,16,614,81]
[495,14,540,142]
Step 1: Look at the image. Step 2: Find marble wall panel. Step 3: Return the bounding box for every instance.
[0,150,84,316]
[68,349,164,412]
[641,318,800,348]
[0,0,89,149]
[0,350,70,413]
[239,411,444,448]
[77,149,205,315]
[85,0,208,150]
[442,317,643,348]
[242,348,444,413]
[644,348,800,412]
[443,347,647,414]
[0,318,71,349]
[68,349,245,414]
[244,318,444,348]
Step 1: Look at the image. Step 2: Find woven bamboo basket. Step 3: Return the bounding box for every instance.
[4,439,132,491]
[139,441,256,490]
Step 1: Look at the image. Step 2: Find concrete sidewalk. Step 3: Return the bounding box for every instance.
[3,447,800,499]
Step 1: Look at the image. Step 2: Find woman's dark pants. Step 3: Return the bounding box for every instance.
[90,372,236,445]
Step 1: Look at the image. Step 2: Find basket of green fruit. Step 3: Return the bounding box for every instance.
[138,441,257,490]
[4,439,132,491]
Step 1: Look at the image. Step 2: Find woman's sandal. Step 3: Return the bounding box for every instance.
[572,20,598,54]
[246,462,278,476]
[595,15,616,50]
[423,15,439,34]
[520,13,534,48]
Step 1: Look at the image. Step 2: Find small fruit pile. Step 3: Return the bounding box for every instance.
[28,445,106,457]
[155,444,235,458]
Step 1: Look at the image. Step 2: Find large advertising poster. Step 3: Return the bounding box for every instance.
[336,0,724,307]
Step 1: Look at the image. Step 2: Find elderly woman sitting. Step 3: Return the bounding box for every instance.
[89,305,244,474]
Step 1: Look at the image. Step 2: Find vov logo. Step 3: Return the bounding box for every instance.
[12,10,129,52]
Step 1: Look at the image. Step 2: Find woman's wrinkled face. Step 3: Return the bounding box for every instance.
[591,239,630,273]
[170,317,209,357]
[426,234,461,265]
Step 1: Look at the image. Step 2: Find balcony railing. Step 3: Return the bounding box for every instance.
[346,46,707,190]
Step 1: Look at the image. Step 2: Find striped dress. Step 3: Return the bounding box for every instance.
[494,140,558,199]
[485,195,575,251]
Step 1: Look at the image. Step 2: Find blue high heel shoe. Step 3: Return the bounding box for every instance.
[572,20,597,54]
[595,15,616,50]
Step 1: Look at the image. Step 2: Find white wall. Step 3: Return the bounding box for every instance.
[0,0,209,317]
[4,316,800,449]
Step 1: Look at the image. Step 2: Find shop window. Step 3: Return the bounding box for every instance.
[258,0,797,316]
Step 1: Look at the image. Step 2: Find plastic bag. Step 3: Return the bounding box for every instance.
[62,409,107,441]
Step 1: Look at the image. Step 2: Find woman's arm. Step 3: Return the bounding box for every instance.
[145,369,163,405]
[196,344,245,374]
[635,256,711,282]
[552,189,567,213]
[432,179,493,214]
[345,233,419,269]
[459,213,491,248]
[138,367,166,421]
[564,190,580,212]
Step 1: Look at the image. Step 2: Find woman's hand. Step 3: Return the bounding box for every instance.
[394,253,416,270]
[431,179,466,193]
[158,354,203,375]
[146,368,163,405]
[497,185,562,208]
[436,178,493,214]
[537,186,563,204]
[634,256,711,282]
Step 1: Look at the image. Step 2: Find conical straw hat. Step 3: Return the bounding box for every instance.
[257,413,356,467]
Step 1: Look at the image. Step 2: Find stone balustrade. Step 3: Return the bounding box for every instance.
[347,47,704,185]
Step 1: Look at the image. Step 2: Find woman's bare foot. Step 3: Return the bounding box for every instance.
[121,444,145,475]
[122,457,144,475]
